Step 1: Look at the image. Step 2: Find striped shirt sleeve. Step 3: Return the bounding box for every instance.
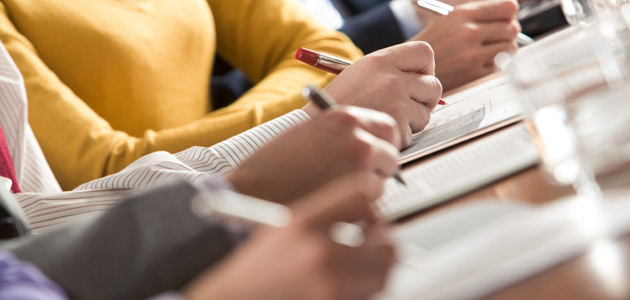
[75,109,310,191]
[15,110,310,233]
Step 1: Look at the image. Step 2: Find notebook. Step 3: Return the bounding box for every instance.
[400,75,524,164]
[379,194,630,300]
[378,124,540,221]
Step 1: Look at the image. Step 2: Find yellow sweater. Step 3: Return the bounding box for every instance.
[0,0,362,189]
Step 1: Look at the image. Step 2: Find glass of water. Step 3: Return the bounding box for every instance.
[561,0,596,27]
[507,21,630,199]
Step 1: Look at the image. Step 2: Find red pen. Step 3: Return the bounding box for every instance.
[295,47,446,105]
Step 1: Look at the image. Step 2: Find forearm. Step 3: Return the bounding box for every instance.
[9,180,240,300]
[77,110,310,191]
[210,0,362,82]
[10,110,309,232]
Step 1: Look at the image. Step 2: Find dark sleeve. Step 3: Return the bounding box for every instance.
[339,2,406,54]
[6,180,239,300]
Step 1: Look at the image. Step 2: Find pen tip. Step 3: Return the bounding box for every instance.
[394,173,407,186]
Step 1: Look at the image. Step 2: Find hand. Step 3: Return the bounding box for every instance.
[411,0,520,90]
[184,173,396,300]
[306,42,442,147]
[225,106,400,204]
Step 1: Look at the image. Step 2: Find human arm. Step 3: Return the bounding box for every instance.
[15,106,399,232]
[15,111,309,233]
[226,106,400,204]
[8,180,241,300]
[9,172,394,300]
[310,41,443,147]
[184,172,395,300]
[208,0,363,119]
[0,0,362,189]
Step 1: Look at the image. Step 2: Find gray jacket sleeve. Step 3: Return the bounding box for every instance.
[5,179,240,300]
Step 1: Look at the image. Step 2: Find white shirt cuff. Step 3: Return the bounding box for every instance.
[389,0,423,40]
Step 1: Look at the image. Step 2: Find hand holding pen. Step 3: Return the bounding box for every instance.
[303,85,407,185]
[190,172,395,299]
[410,0,523,90]
[414,0,533,45]
[296,47,446,106]
[413,0,528,45]
[296,42,443,149]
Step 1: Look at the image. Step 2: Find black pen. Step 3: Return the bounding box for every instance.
[302,84,407,186]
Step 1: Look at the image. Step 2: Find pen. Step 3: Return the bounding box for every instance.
[192,179,369,247]
[296,47,446,106]
[415,0,534,45]
[302,84,407,186]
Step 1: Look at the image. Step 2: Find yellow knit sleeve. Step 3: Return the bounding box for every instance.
[208,0,363,123]
[0,1,361,190]
[0,3,141,189]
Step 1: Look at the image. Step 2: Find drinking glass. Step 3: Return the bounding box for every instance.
[561,0,596,27]
[507,20,630,199]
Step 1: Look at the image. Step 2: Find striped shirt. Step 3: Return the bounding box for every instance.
[0,43,310,233]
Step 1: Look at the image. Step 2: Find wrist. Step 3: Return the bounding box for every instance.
[224,172,248,195]
[301,102,321,118]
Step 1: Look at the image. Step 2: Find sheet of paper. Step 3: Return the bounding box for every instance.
[400,75,525,163]
[377,193,630,300]
[378,124,539,221]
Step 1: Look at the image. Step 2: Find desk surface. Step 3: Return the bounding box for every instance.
[397,73,630,300]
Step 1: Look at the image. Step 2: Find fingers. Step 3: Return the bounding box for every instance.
[477,21,521,44]
[340,107,402,149]
[333,243,396,297]
[407,99,433,133]
[318,109,401,173]
[376,41,436,75]
[396,73,440,133]
[293,172,381,230]
[464,0,519,22]
[400,121,413,149]
[482,41,519,64]
[353,129,400,179]
[405,73,443,110]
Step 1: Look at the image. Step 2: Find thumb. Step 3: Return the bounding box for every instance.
[466,0,519,22]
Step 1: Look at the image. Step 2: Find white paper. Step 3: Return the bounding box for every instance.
[378,124,539,220]
[400,75,525,163]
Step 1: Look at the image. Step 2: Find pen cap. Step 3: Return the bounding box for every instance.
[295,47,319,66]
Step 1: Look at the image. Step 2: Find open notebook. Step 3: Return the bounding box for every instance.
[376,75,539,220]
[378,124,539,221]
[399,75,524,164]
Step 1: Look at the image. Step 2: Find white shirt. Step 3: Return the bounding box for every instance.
[0,43,310,233]
[298,0,422,40]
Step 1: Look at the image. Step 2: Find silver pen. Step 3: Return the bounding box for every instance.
[191,178,367,247]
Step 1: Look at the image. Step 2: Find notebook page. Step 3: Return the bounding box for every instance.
[400,76,525,163]
[379,124,540,221]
